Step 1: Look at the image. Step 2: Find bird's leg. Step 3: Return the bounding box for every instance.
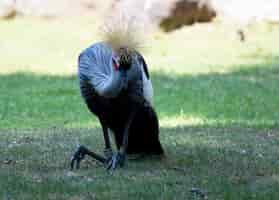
[70,145,106,170]
[71,117,113,170]
[107,108,137,171]
[99,117,113,160]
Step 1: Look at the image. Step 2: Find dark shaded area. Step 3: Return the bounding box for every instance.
[1,125,279,199]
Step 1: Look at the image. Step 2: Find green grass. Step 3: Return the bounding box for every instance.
[1,66,279,129]
[1,127,279,199]
[1,17,279,199]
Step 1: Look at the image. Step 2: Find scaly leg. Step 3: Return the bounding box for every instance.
[99,117,113,159]
[70,117,112,170]
[106,108,137,171]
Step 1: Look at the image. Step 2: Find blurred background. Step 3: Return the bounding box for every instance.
[1,0,279,25]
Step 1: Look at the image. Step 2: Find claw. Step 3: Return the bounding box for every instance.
[70,145,108,170]
[70,145,87,170]
[106,152,125,171]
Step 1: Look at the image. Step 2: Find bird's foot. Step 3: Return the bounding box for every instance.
[70,145,107,170]
[106,152,126,171]
[70,146,125,171]
[70,145,88,170]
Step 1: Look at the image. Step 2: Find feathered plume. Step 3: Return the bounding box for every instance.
[101,10,147,53]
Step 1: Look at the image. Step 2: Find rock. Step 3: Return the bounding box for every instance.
[159,0,216,32]
[0,0,16,19]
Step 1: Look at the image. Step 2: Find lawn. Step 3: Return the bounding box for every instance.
[0,17,279,199]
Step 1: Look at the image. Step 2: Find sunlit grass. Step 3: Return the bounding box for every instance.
[1,17,279,75]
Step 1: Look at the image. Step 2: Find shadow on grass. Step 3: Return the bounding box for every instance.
[0,62,279,128]
[1,126,279,199]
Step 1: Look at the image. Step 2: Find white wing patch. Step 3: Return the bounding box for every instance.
[141,64,153,105]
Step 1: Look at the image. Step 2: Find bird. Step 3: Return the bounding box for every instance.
[71,15,164,171]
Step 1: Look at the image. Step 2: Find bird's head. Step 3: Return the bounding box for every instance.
[115,47,133,71]
[101,11,146,71]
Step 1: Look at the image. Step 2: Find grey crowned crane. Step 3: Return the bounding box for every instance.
[70,42,164,171]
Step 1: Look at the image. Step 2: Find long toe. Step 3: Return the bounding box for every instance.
[70,146,85,170]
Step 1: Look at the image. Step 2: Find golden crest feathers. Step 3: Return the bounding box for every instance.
[101,11,146,53]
